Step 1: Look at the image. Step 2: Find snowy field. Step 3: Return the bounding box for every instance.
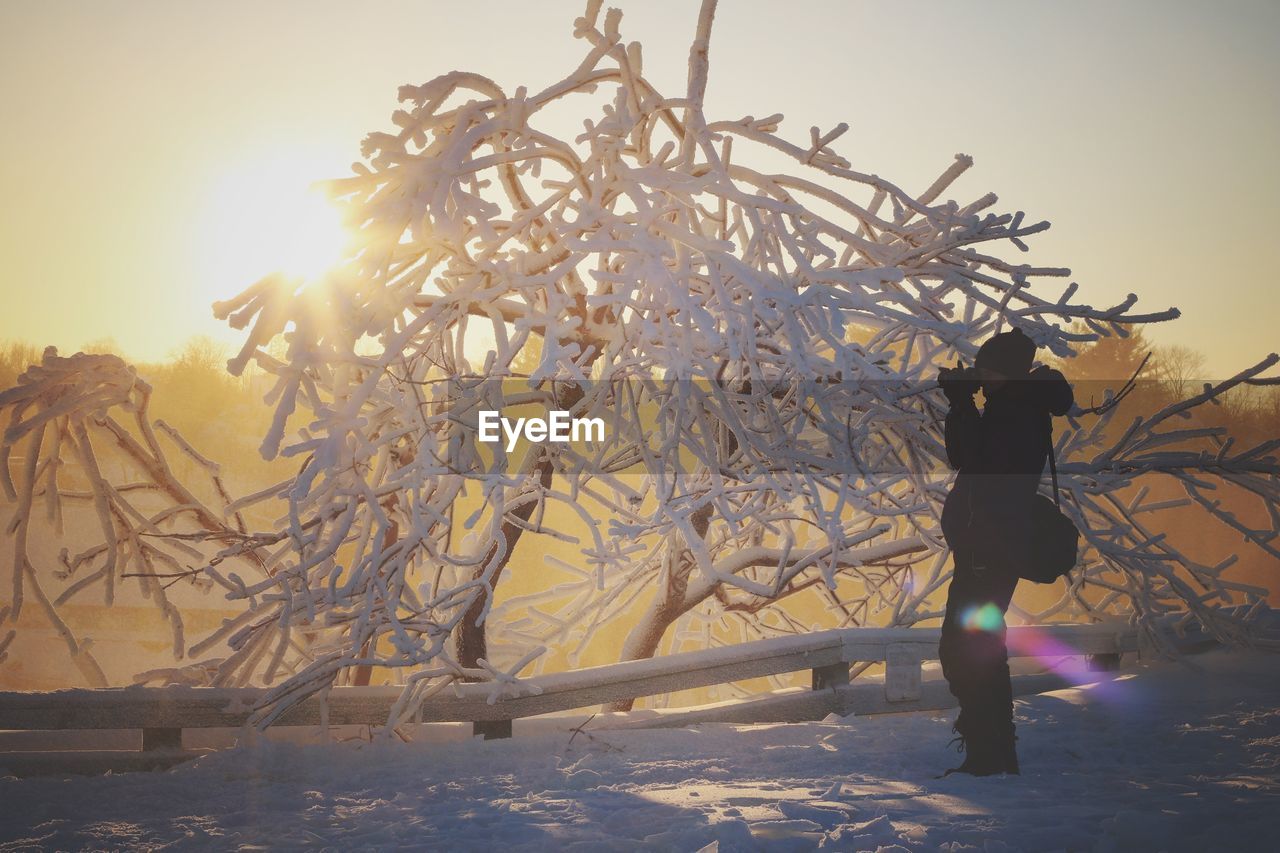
[1,648,1277,852]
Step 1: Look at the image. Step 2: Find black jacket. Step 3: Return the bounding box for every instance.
[940,366,1074,572]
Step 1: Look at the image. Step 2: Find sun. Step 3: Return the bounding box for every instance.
[192,148,352,308]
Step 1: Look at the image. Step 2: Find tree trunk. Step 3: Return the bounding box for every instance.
[456,448,555,670]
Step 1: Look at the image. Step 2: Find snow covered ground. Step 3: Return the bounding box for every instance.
[1,648,1278,851]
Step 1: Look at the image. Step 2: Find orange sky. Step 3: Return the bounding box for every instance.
[1,0,1277,376]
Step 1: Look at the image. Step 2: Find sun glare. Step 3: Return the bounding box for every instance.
[193,150,351,307]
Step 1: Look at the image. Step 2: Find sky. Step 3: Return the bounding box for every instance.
[1,0,1277,376]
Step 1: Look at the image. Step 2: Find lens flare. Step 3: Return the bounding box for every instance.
[960,602,1005,632]
[1006,625,1133,704]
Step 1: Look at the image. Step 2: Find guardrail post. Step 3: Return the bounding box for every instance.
[473,720,513,740]
[811,662,850,691]
[142,727,183,751]
[885,644,922,702]
[1087,652,1122,672]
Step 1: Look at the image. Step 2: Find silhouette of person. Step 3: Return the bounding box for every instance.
[937,328,1074,775]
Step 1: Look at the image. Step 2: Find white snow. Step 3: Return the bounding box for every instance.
[2,647,1277,851]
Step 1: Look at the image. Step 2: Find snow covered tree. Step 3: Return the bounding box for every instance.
[0,349,278,686]
[3,0,1277,726]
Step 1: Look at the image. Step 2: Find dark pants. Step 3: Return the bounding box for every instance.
[939,547,1019,737]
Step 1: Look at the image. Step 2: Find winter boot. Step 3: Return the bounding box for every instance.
[942,735,997,777]
[941,712,993,777]
[941,714,1018,777]
[988,721,1020,775]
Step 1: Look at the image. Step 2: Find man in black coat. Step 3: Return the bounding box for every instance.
[937,328,1074,775]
